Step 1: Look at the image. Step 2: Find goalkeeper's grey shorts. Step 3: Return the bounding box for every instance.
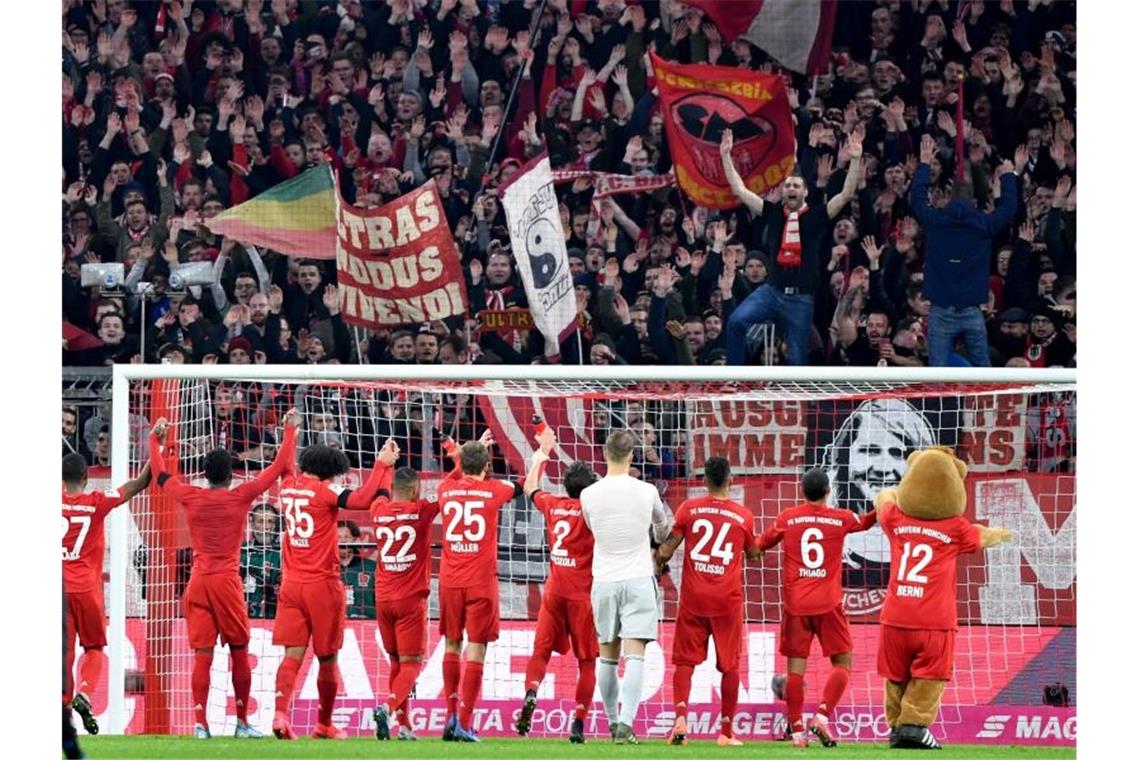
[591,575,659,643]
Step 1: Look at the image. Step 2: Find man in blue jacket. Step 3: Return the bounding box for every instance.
[911,134,1018,366]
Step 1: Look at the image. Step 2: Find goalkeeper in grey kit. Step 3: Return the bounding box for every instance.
[580,430,673,744]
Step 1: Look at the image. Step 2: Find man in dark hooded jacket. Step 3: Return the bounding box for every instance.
[912,134,1018,366]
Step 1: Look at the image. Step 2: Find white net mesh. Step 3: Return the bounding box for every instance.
[109,374,1076,742]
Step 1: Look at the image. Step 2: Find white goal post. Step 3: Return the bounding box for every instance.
[105,365,1076,739]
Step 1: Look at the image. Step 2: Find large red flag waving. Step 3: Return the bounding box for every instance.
[652,53,796,210]
[686,0,837,75]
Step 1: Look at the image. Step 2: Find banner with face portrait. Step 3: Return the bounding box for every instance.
[499,152,577,359]
[805,397,960,616]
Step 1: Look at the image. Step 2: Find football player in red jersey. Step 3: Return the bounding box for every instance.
[656,456,760,747]
[873,449,1013,750]
[62,454,151,735]
[368,441,465,741]
[756,468,877,748]
[149,410,300,738]
[436,435,523,742]
[271,438,399,741]
[515,426,599,744]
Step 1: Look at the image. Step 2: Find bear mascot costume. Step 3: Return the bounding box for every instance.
[873,447,1013,750]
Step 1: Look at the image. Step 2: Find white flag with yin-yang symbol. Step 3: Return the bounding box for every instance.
[500,152,577,359]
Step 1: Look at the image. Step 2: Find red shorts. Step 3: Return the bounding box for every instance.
[672,608,743,672]
[877,625,956,682]
[779,605,853,659]
[66,590,106,649]
[377,593,429,658]
[438,583,500,644]
[273,578,346,657]
[183,573,251,650]
[534,593,599,661]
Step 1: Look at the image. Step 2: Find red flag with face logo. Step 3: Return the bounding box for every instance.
[652,54,796,210]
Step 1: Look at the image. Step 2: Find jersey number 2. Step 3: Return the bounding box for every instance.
[551,520,571,558]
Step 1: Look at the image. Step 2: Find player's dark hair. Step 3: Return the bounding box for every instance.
[604,429,637,463]
[704,456,732,491]
[459,441,490,475]
[299,444,351,480]
[563,461,598,499]
[338,519,361,538]
[802,467,830,502]
[393,466,420,499]
[62,453,88,485]
[203,448,233,486]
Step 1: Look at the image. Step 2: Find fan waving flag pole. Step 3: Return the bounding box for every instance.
[483,0,549,190]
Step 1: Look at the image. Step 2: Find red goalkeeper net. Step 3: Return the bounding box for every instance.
[102,370,1076,745]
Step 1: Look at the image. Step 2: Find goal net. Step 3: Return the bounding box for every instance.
[101,366,1076,745]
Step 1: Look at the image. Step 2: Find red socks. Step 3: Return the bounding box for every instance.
[672,664,694,718]
[77,649,106,696]
[230,647,251,724]
[720,670,740,735]
[317,661,340,726]
[524,649,552,693]
[192,651,212,729]
[443,652,461,717]
[274,655,301,715]
[388,660,423,717]
[458,661,484,729]
[786,673,806,731]
[818,665,850,718]
[388,659,401,694]
[64,639,77,700]
[574,659,596,721]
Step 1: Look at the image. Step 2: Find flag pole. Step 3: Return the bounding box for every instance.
[954,72,965,180]
[482,0,550,198]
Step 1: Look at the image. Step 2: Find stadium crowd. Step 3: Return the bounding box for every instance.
[61,0,1076,368]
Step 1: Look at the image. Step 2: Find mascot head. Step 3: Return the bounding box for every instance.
[886,446,968,521]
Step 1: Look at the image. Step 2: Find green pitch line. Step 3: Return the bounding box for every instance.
[80,736,1076,759]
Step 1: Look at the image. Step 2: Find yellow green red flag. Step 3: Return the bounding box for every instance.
[205,165,337,258]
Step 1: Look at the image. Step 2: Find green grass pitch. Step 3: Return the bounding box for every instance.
[80,736,1076,759]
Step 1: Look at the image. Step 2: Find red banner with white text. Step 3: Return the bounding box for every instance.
[334,182,467,327]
